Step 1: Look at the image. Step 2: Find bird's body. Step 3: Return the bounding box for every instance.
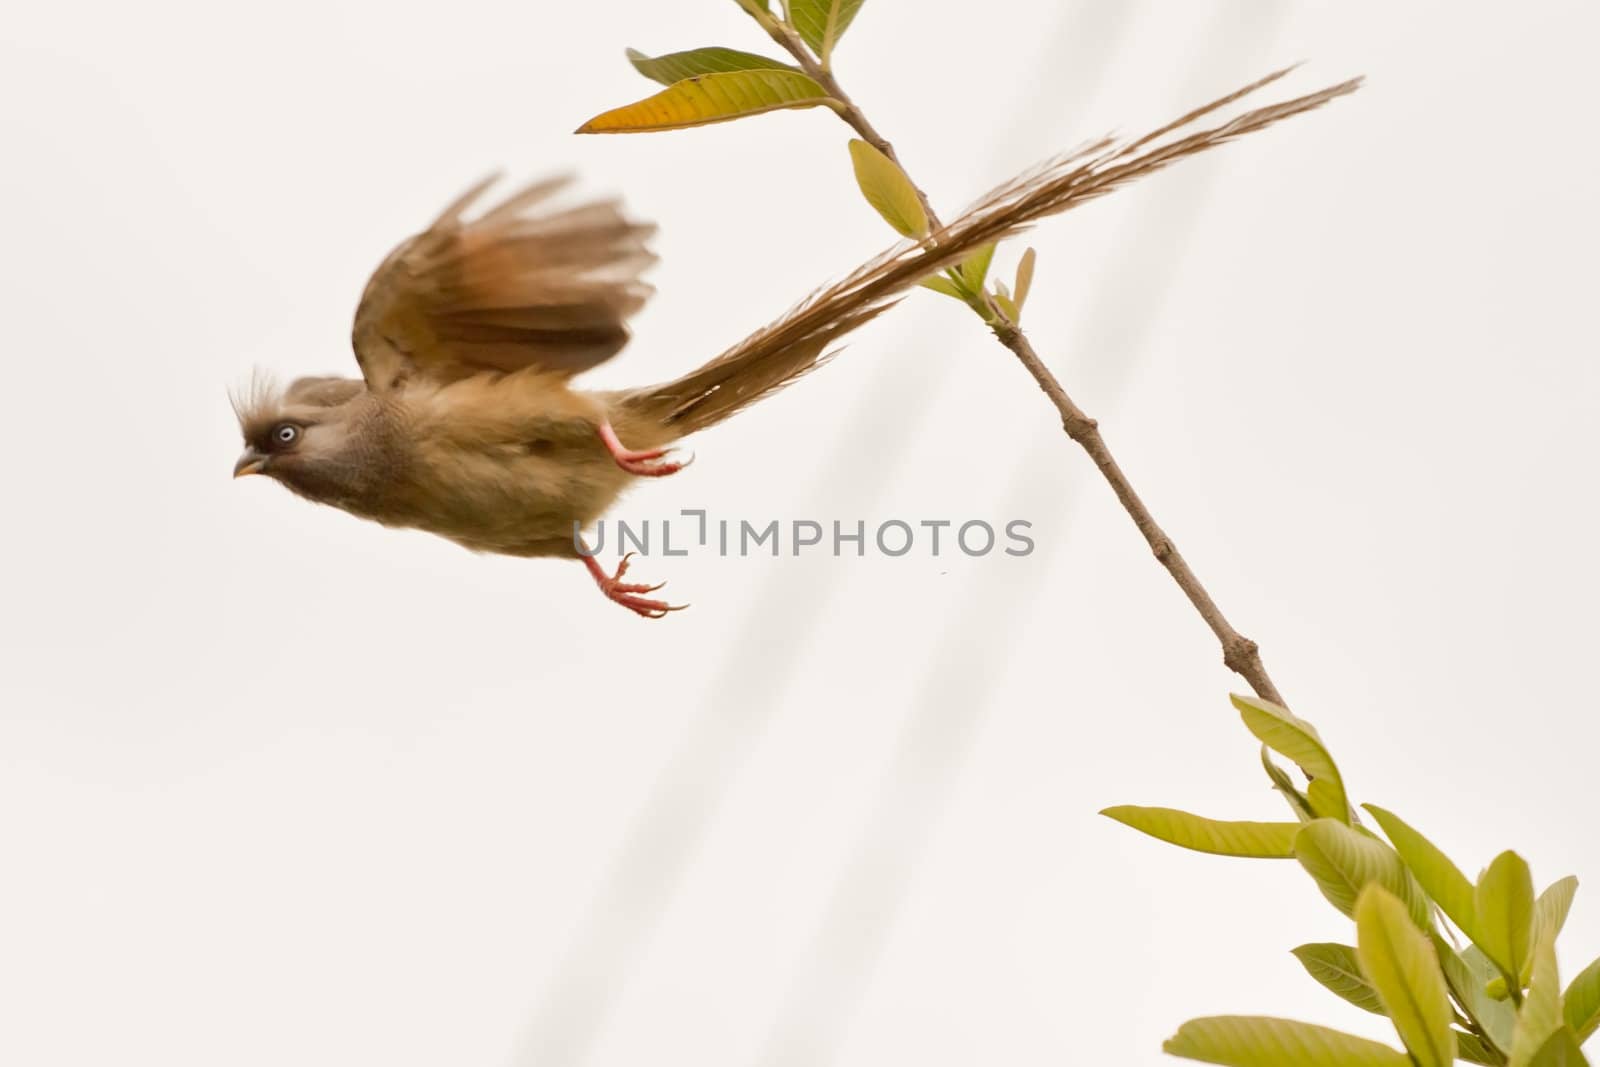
[241,370,657,559]
[232,70,1359,616]
[234,175,730,610]
[234,168,910,613]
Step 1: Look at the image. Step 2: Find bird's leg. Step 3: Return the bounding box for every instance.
[582,551,687,619]
[597,421,692,478]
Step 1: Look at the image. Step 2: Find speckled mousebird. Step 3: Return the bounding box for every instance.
[230,71,1358,617]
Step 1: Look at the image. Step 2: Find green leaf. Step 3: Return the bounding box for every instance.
[1563,955,1600,1043]
[957,243,996,293]
[1262,747,1317,822]
[1510,932,1564,1067]
[734,0,771,15]
[1013,247,1036,315]
[1527,1029,1589,1067]
[1456,1030,1505,1065]
[1440,940,1516,1055]
[576,69,832,134]
[919,274,967,300]
[1477,851,1537,982]
[1364,805,1478,938]
[1100,806,1299,858]
[1535,876,1579,950]
[1233,694,1349,823]
[1522,876,1580,988]
[1355,885,1456,1066]
[625,46,799,86]
[1163,1016,1411,1066]
[1291,943,1385,1015]
[1307,779,1347,821]
[847,139,928,238]
[788,0,867,63]
[1294,818,1430,928]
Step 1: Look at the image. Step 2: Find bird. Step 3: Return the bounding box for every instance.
[231,69,1359,618]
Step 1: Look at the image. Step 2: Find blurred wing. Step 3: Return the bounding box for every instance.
[351,175,657,391]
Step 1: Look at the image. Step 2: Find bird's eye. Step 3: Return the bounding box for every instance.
[273,423,300,445]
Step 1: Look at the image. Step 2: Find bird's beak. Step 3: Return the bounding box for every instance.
[233,450,268,478]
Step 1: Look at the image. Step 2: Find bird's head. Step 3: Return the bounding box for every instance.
[232,411,312,480]
[230,375,372,502]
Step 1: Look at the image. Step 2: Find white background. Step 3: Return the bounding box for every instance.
[3,2,1597,1064]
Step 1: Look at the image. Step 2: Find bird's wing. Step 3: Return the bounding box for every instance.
[351,175,657,392]
[284,375,367,407]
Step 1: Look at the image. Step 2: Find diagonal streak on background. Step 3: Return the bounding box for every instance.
[507,5,1091,1052]
[753,7,1294,1061]
[512,3,1289,1062]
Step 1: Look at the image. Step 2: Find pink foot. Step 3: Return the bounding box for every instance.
[582,552,687,619]
[598,421,693,478]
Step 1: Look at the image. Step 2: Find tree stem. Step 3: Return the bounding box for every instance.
[754,8,1288,706]
[993,323,1286,705]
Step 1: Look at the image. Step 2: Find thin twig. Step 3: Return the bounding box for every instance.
[991,322,1286,705]
[757,16,944,231]
[751,6,1288,706]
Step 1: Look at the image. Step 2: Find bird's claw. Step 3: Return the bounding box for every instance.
[583,552,688,619]
[617,449,693,478]
[598,421,694,478]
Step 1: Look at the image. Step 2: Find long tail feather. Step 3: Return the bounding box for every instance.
[631,70,1361,435]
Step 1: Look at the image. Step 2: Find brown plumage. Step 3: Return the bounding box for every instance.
[233,68,1359,617]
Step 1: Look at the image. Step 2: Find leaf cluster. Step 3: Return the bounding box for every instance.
[1109,695,1599,1065]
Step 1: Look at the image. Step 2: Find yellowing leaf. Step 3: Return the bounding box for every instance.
[1476,851,1536,982]
[577,69,832,133]
[1100,806,1299,858]
[847,138,928,238]
[625,46,799,86]
[1293,819,1430,928]
[1233,694,1349,823]
[1013,247,1037,315]
[1355,886,1456,1067]
[1290,943,1385,1015]
[1364,805,1478,939]
[1163,1016,1411,1066]
[788,0,867,62]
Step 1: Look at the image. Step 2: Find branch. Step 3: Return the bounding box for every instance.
[992,321,1285,705]
[751,6,1289,706]
[754,13,944,230]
